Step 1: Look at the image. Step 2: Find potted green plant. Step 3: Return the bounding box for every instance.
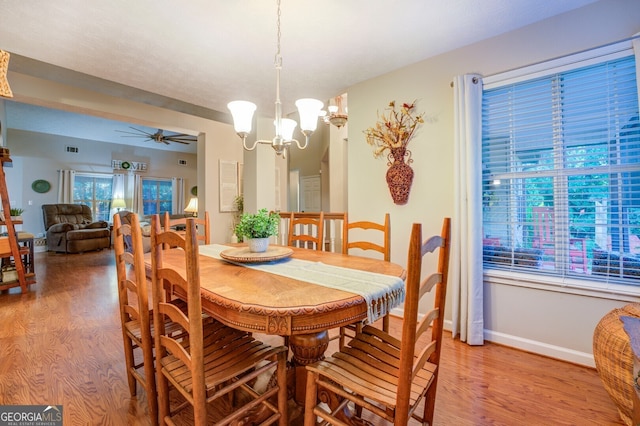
[234,208,279,252]
[9,207,24,221]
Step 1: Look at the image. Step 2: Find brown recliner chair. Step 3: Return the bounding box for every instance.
[42,204,111,253]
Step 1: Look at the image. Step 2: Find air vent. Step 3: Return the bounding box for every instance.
[66,146,79,153]
[178,159,188,166]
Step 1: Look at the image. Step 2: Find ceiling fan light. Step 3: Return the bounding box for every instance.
[227,100,256,135]
[295,98,323,133]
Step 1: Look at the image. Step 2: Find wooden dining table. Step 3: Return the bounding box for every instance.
[145,243,406,406]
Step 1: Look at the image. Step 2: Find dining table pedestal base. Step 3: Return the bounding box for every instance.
[289,330,330,406]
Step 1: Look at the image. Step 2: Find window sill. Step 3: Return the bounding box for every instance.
[483,268,640,302]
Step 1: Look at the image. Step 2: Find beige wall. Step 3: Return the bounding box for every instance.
[347,0,640,365]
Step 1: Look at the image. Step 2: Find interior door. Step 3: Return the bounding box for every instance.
[301,175,321,212]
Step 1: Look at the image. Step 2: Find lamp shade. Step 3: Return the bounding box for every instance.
[227,101,256,135]
[277,118,297,141]
[184,197,198,213]
[295,98,324,132]
[112,198,126,209]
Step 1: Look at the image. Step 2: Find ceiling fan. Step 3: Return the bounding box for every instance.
[116,126,196,145]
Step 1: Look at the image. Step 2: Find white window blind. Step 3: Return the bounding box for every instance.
[482,54,640,288]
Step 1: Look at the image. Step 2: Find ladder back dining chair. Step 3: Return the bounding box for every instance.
[288,211,325,251]
[339,213,391,348]
[304,217,451,426]
[113,212,158,424]
[150,215,289,426]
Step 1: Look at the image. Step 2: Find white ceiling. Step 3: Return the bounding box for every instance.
[0,0,598,153]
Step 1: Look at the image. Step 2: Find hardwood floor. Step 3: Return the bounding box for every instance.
[0,249,624,425]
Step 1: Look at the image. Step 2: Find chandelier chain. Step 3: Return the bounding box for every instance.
[275,0,282,69]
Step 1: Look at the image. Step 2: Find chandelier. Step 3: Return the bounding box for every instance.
[227,0,323,156]
[323,95,348,128]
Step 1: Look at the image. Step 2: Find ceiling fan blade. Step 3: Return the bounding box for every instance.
[166,138,191,144]
[115,126,194,146]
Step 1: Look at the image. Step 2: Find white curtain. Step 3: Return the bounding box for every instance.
[451,74,484,345]
[111,173,125,199]
[110,173,125,219]
[57,169,75,203]
[132,174,143,215]
[172,177,185,214]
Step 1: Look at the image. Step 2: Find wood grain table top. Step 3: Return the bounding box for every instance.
[147,244,406,336]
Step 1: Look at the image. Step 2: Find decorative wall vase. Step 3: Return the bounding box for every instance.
[386,147,414,205]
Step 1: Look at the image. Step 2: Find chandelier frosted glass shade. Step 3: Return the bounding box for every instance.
[295,98,324,133]
[278,118,297,141]
[227,101,257,136]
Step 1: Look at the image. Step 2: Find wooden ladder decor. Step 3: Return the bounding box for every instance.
[0,148,33,293]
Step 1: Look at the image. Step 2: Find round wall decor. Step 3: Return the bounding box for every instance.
[121,161,131,170]
[32,179,51,193]
[191,186,197,196]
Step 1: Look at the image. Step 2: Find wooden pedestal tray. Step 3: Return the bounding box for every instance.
[220,245,293,263]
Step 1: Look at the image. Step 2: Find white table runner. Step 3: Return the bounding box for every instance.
[199,244,405,324]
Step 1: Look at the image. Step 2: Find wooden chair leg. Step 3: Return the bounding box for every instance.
[157,371,170,426]
[277,351,288,426]
[304,371,319,425]
[122,338,136,396]
[141,346,158,425]
[382,314,390,333]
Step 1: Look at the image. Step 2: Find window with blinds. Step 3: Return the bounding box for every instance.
[482,53,640,288]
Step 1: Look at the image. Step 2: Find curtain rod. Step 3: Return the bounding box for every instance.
[450,32,640,88]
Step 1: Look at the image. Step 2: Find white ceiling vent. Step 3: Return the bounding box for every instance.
[66,145,79,153]
[178,159,188,166]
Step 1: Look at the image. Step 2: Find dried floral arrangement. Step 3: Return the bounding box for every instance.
[364,100,425,158]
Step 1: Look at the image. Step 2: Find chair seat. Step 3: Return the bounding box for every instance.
[160,320,287,395]
[308,325,436,410]
[124,315,185,344]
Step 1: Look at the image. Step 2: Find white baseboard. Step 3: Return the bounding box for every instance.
[482,329,595,367]
[391,309,595,368]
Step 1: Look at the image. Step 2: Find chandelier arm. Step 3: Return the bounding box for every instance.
[290,135,310,150]
[242,137,258,151]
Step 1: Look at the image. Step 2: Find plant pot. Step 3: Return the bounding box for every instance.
[247,237,270,253]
